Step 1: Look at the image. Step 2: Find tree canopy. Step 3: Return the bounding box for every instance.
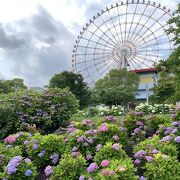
[93,68,139,106]
[49,71,90,108]
[0,78,27,94]
[151,3,180,103]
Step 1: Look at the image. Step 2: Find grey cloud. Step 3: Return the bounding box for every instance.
[0,6,75,87]
[0,24,25,50]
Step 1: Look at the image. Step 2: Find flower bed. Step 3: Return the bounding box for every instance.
[0,111,180,179]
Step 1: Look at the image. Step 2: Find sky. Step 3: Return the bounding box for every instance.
[0,0,179,87]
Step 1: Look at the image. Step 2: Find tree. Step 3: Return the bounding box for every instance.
[152,3,180,103]
[49,71,90,108]
[93,68,139,108]
[0,78,27,94]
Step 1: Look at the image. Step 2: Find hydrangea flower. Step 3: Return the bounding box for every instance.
[6,145,12,149]
[24,158,31,163]
[174,136,180,143]
[86,154,93,161]
[101,160,110,167]
[109,170,115,176]
[82,119,92,126]
[151,149,160,154]
[72,146,78,152]
[24,140,29,145]
[134,150,146,158]
[86,130,96,135]
[118,166,126,171]
[32,144,39,150]
[83,142,89,147]
[112,143,120,150]
[4,135,16,144]
[24,169,32,176]
[112,135,119,141]
[87,163,98,173]
[119,127,127,132]
[71,152,80,158]
[96,144,102,151]
[50,154,59,164]
[172,121,179,127]
[45,165,53,176]
[86,138,94,144]
[161,135,173,142]
[145,156,153,162]
[101,169,108,176]
[5,156,22,174]
[134,159,141,165]
[134,128,141,134]
[79,175,85,180]
[140,176,146,180]
[99,124,109,132]
[77,136,85,142]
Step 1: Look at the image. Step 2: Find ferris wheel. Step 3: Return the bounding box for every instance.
[72,0,174,86]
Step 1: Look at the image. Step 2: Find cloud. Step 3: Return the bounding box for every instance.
[0,5,75,87]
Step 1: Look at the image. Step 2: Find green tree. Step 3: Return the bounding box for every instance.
[93,68,139,108]
[152,3,180,103]
[0,78,27,94]
[49,71,90,108]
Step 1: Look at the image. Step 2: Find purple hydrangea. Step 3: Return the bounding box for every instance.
[136,121,144,126]
[87,163,98,173]
[172,121,179,127]
[45,165,53,176]
[77,136,85,142]
[83,142,89,147]
[112,143,120,150]
[101,169,108,176]
[96,144,102,151]
[134,150,146,159]
[140,176,146,180]
[172,128,177,134]
[24,140,29,145]
[33,140,38,144]
[86,138,94,144]
[49,154,59,164]
[99,124,109,132]
[120,127,127,132]
[79,175,85,180]
[5,156,22,174]
[112,135,119,141]
[32,144,38,150]
[72,146,78,152]
[82,119,92,126]
[71,152,80,158]
[86,154,93,161]
[161,135,173,142]
[86,130,96,135]
[174,136,180,143]
[151,149,160,154]
[134,159,141,165]
[134,128,141,134]
[24,158,31,163]
[24,169,32,176]
[171,114,176,119]
[145,156,153,162]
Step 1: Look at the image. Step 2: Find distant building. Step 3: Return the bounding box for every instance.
[131,68,158,102]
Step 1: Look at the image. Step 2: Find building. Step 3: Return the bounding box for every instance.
[131,68,158,102]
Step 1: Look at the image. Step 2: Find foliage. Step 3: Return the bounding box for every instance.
[0,88,79,133]
[51,154,87,180]
[0,104,20,139]
[26,133,65,168]
[144,154,180,180]
[49,71,90,108]
[93,68,139,106]
[0,78,27,94]
[94,142,128,164]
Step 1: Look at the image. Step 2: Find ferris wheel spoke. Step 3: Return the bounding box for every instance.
[138,48,173,53]
[126,2,139,41]
[134,12,167,44]
[78,45,112,52]
[134,56,157,68]
[128,57,142,70]
[85,29,116,48]
[107,7,122,45]
[92,20,119,47]
[136,54,159,62]
[116,4,124,44]
[130,4,159,42]
[129,3,149,42]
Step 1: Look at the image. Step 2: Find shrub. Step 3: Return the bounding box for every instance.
[0,104,19,140]
[133,135,178,158]
[94,142,128,164]
[26,133,65,168]
[95,159,138,180]
[144,154,180,180]
[1,155,37,180]
[0,88,79,133]
[50,154,86,180]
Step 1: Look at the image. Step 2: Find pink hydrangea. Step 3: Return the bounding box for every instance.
[109,170,115,176]
[44,165,53,176]
[112,143,120,150]
[101,160,110,167]
[99,124,109,132]
[4,135,16,144]
[101,169,108,176]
